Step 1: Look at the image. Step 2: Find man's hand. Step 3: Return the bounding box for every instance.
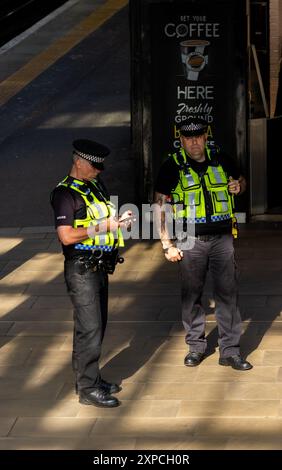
[165,246,183,262]
[228,176,241,195]
[118,210,136,229]
[87,216,120,237]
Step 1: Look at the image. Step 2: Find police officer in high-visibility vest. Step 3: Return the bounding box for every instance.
[51,139,132,407]
[154,118,252,371]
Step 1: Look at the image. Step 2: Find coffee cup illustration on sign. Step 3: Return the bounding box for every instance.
[180,40,210,81]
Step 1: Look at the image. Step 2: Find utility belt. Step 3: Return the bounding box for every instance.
[175,233,224,247]
[68,248,124,275]
[174,218,234,240]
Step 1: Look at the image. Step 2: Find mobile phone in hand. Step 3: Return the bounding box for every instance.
[119,216,136,223]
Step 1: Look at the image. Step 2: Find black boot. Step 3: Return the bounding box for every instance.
[184,351,204,367]
[79,387,120,407]
[219,355,253,371]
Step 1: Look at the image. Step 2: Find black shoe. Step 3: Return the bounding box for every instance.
[79,387,120,407]
[184,351,204,367]
[219,355,253,371]
[99,378,121,394]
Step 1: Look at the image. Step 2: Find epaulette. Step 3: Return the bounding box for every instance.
[175,149,190,173]
[207,143,220,166]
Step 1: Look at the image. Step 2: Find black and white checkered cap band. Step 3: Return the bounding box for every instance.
[181,123,205,132]
[73,150,105,163]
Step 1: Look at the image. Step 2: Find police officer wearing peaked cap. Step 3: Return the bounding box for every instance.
[51,139,130,407]
[154,117,253,371]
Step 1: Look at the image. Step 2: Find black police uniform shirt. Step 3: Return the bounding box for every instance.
[154,148,241,236]
[51,176,109,259]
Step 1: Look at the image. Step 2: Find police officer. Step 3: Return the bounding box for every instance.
[154,118,252,371]
[51,139,129,407]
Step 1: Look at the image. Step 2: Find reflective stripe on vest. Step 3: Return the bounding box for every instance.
[184,171,196,188]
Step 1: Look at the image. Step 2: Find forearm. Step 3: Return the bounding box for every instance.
[57,226,89,245]
[153,192,175,249]
[57,220,112,246]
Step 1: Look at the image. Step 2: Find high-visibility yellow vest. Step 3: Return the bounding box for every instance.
[57,176,124,251]
[171,147,234,223]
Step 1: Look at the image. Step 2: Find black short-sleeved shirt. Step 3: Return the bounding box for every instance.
[51,176,108,259]
[154,148,241,235]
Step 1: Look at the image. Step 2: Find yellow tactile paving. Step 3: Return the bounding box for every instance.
[0,0,128,106]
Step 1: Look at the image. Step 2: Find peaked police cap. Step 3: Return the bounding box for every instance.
[72,139,110,170]
[179,118,208,137]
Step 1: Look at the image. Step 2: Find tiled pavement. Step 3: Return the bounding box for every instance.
[1,0,281,451]
[0,224,282,450]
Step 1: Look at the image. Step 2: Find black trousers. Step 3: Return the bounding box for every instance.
[64,259,108,393]
[179,234,242,358]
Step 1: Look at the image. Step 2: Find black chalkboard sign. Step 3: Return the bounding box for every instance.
[130,0,247,203]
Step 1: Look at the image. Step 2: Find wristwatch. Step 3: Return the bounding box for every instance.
[163,245,174,254]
